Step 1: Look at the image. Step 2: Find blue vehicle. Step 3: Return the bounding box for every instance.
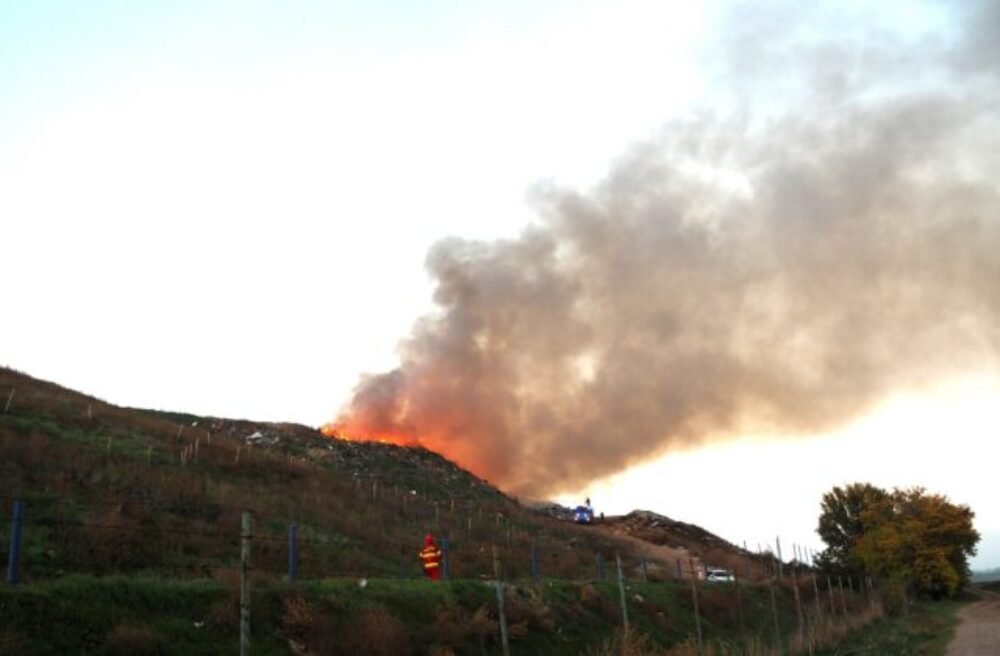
[573,504,595,524]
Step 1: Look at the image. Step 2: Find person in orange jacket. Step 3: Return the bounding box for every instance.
[419,534,443,581]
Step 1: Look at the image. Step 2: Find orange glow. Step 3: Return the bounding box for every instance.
[320,421,420,447]
[319,418,494,485]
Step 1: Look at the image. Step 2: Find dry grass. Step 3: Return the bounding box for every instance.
[104,623,162,655]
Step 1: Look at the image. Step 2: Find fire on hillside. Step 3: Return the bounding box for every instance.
[319,422,419,448]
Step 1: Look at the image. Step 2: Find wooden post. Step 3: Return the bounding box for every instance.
[776,536,784,580]
[240,512,252,656]
[641,559,649,582]
[492,546,510,656]
[792,565,805,641]
[838,576,847,617]
[688,558,703,654]
[3,388,14,413]
[811,570,823,625]
[235,446,241,465]
[768,575,782,650]
[735,571,747,645]
[616,552,629,633]
[826,576,836,615]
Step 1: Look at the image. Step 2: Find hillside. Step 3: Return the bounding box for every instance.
[0,367,877,655]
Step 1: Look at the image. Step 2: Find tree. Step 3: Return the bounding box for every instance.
[816,482,888,578]
[855,487,979,598]
[816,483,979,598]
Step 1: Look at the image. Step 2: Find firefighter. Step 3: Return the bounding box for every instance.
[419,534,443,581]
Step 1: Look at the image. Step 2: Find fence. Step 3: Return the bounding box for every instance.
[2,495,882,655]
[0,384,884,653]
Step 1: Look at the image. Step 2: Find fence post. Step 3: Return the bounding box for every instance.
[688,558,703,655]
[838,576,847,617]
[3,388,14,413]
[792,565,804,642]
[776,536,784,580]
[5,500,24,586]
[826,575,835,615]
[616,552,630,633]
[441,537,450,581]
[530,541,539,581]
[241,512,252,656]
[596,553,604,581]
[768,575,782,650]
[288,523,298,582]
[492,545,510,656]
[811,569,823,625]
[676,558,682,579]
[641,559,648,582]
[735,571,747,644]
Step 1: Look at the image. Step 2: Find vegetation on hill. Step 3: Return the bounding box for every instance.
[0,368,935,653]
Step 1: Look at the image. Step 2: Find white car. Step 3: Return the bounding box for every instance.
[705,568,735,582]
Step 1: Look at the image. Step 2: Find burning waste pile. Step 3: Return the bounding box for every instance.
[329,1,1000,499]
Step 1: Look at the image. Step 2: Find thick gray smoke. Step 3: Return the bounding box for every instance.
[335,1,1000,497]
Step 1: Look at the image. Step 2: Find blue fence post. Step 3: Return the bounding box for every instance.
[288,523,298,582]
[596,553,604,581]
[6,500,23,586]
[530,542,539,581]
[441,537,450,581]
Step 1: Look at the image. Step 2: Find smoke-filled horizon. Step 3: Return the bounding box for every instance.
[334,0,1000,497]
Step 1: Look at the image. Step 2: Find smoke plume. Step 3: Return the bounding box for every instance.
[333,1,1000,497]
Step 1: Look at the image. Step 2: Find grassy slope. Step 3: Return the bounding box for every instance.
[0,575,810,656]
[814,599,964,656]
[1,367,948,654]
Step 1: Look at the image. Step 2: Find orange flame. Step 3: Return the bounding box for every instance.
[319,421,420,447]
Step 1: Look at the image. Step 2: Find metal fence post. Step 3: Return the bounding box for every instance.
[5,500,23,586]
[688,558,703,655]
[616,552,630,632]
[288,523,298,582]
[241,512,252,656]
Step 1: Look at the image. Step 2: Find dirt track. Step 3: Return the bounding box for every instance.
[945,592,1000,655]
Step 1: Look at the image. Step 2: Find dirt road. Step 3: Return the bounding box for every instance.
[946,591,1000,655]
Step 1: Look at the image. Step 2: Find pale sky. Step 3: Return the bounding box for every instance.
[2,1,998,568]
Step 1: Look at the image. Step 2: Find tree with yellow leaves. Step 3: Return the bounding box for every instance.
[817,484,979,599]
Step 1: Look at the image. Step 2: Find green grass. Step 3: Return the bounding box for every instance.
[814,599,963,656]
[0,575,829,655]
[0,575,287,655]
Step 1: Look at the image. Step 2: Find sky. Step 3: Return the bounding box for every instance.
[2,1,998,568]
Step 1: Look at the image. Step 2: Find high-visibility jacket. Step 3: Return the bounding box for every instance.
[420,544,443,570]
